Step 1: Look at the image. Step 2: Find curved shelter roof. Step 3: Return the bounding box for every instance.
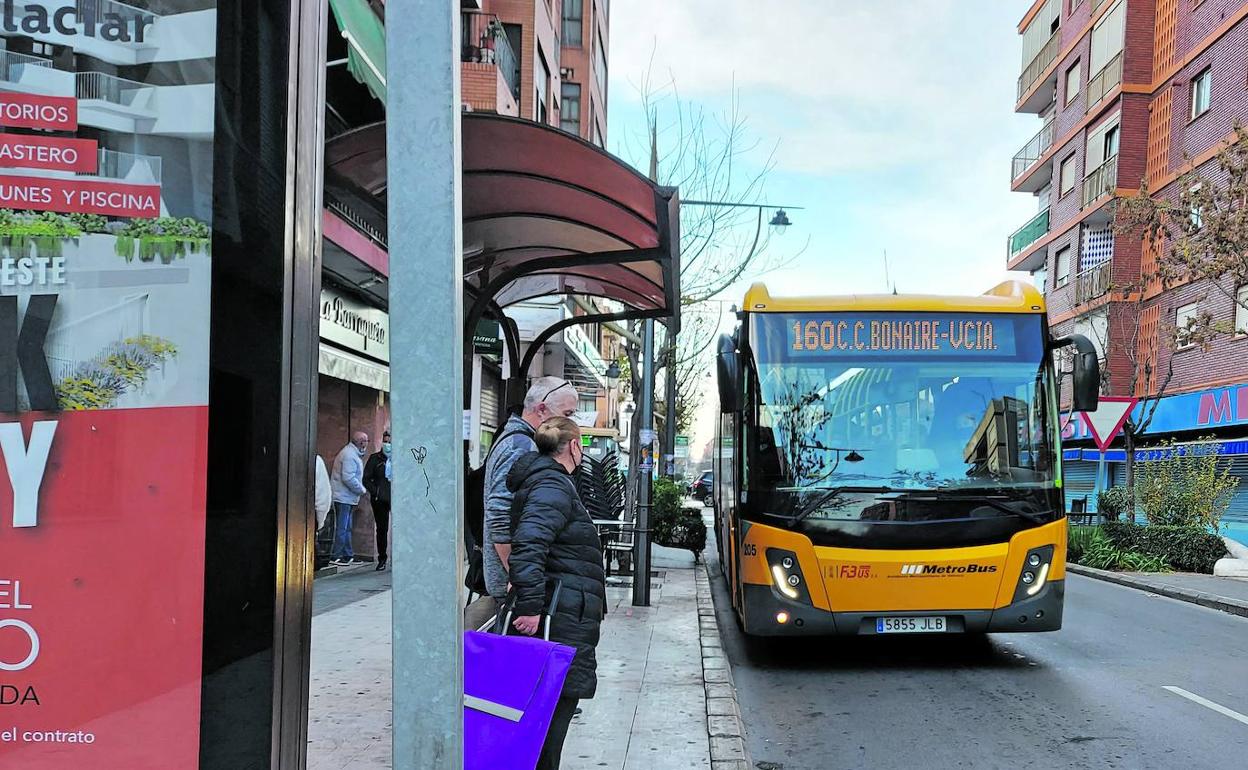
[323,114,681,320]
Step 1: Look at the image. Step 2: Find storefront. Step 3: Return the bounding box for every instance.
[317,283,390,562]
[1062,383,1248,543]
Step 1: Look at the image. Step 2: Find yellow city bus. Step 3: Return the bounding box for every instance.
[712,281,1101,636]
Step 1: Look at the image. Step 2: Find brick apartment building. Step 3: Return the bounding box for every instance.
[1008,0,1248,538]
[461,0,609,145]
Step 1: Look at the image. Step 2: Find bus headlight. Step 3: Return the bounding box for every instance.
[767,548,810,604]
[1014,545,1054,602]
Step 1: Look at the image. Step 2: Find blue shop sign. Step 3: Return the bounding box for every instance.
[1063,383,1248,442]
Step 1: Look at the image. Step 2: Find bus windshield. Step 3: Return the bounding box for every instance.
[747,312,1058,524]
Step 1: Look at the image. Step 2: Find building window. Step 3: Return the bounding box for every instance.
[1065,61,1081,105]
[1033,267,1048,295]
[1055,245,1071,287]
[31,41,52,56]
[536,51,550,124]
[1175,302,1199,348]
[1188,183,1205,230]
[1059,154,1078,197]
[1236,285,1248,335]
[560,82,581,134]
[1103,124,1119,160]
[593,33,607,98]
[1191,67,1212,120]
[562,0,583,47]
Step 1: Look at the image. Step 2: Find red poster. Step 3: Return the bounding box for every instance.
[0,134,99,173]
[0,92,77,132]
[0,2,216,767]
[0,175,160,218]
[0,409,208,768]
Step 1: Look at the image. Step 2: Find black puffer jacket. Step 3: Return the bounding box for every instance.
[507,452,606,699]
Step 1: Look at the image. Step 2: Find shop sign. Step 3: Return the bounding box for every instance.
[320,287,389,363]
[473,319,502,356]
[1064,383,1248,442]
[0,3,218,767]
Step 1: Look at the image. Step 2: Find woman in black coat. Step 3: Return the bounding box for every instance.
[507,416,606,770]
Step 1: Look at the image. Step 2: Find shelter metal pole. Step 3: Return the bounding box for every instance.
[388,1,463,767]
[633,318,656,607]
[664,328,677,478]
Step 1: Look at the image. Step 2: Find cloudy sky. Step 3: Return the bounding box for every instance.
[604,1,1043,455]
[606,0,1043,454]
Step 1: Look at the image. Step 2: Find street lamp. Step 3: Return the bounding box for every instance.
[604,361,621,387]
[769,208,792,234]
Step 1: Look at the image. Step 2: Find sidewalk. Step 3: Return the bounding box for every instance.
[306,545,737,769]
[1068,564,1248,618]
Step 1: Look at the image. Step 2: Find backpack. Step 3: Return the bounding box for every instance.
[463,425,527,597]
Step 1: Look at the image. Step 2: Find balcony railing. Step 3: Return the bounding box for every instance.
[1074,260,1113,305]
[0,50,52,83]
[1010,209,1050,258]
[1082,156,1118,208]
[1018,30,1060,101]
[327,199,387,251]
[461,11,519,100]
[77,149,162,184]
[1012,119,1055,181]
[76,72,152,107]
[76,0,163,22]
[1084,52,1122,113]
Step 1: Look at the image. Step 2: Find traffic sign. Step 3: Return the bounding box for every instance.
[1082,397,1139,451]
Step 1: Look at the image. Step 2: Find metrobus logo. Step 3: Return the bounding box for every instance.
[899,564,998,576]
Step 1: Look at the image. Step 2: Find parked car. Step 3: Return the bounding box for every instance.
[691,471,714,504]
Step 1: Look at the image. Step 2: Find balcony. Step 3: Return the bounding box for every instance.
[1012,118,1055,189]
[1082,156,1118,208]
[1017,30,1060,105]
[1084,52,1122,114]
[461,11,519,100]
[1074,260,1113,305]
[1009,209,1050,266]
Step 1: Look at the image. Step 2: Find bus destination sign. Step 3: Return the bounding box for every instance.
[786,313,1017,357]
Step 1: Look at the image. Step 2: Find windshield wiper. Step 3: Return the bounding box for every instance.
[788,485,897,525]
[910,492,1048,524]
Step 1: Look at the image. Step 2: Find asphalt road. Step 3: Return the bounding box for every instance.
[707,547,1248,770]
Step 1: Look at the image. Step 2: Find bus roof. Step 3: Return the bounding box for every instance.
[741,280,1046,315]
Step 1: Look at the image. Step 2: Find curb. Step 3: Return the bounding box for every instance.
[695,559,753,770]
[1068,563,1248,619]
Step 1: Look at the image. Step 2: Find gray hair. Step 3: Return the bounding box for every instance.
[523,376,572,410]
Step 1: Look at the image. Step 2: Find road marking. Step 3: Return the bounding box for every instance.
[1162,686,1248,727]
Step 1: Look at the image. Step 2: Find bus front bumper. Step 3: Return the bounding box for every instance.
[740,580,1065,636]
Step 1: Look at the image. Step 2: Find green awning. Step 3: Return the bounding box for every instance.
[329,0,386,103]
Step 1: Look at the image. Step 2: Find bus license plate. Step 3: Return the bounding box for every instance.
[876,616,947,634]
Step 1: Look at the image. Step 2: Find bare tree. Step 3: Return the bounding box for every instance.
[614,60,805,471]
[1116,124,1248,345]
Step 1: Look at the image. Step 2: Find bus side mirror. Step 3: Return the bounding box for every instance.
[1053,334,1100,413]
[716,334,740,413]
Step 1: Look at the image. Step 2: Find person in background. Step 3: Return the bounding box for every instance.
[314,454,332,531]
[507,417,605,770]
[330,430,370,566]
[364,431,393,571]
[482,377,580,602]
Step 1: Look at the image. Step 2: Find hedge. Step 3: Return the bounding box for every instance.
[1100,522,1228,574]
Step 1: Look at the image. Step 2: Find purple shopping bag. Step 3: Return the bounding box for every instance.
[464,629,576,770]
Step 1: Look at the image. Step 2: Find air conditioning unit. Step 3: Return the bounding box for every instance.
[560,67,575,79]
[462,102,474,112]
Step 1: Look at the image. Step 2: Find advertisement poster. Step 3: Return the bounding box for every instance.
[0,2,217,767]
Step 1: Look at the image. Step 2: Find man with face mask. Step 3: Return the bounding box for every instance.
[330,430,370,566]
[364,431,394,571]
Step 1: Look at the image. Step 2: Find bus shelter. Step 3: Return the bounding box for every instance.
[324,113,682,417]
